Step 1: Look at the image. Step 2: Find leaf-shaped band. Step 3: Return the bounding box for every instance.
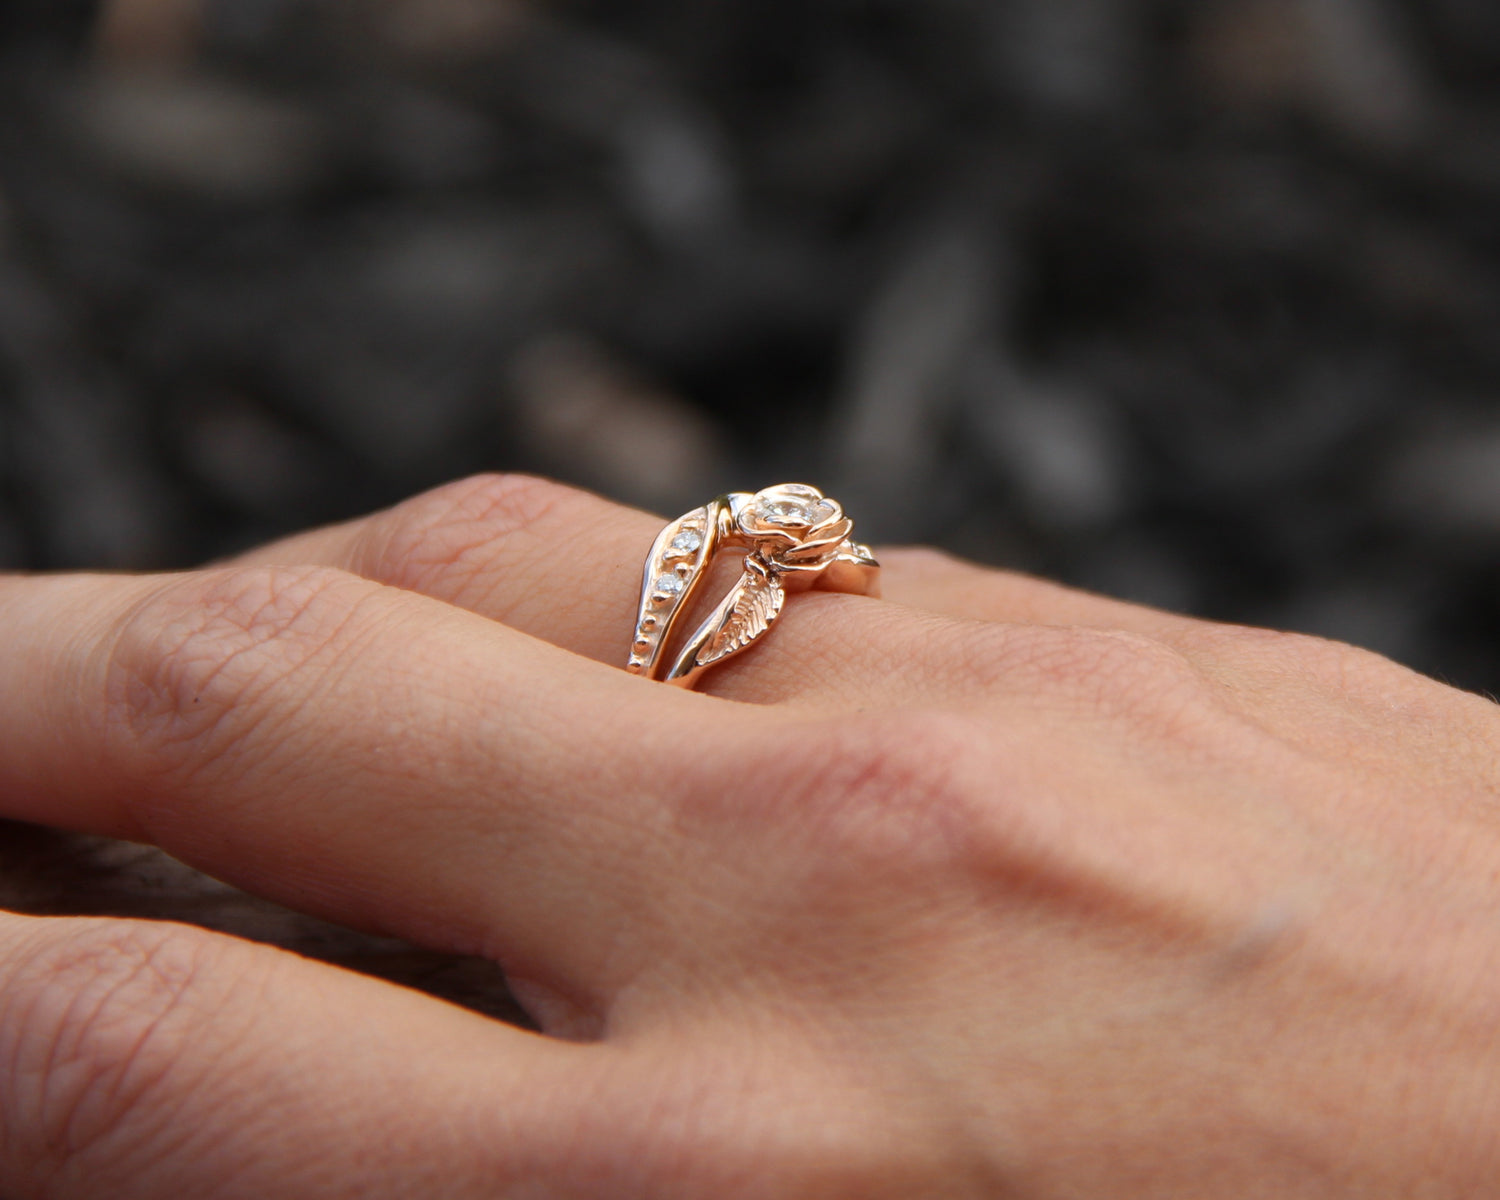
[626,485,881,689]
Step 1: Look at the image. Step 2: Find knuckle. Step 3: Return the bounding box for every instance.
[767,710,989,874]
[104,564,374,784]
[990,624,1223,737]
[1182,622,1481,731]
[783,709,1080,897]
[1221,624,1417,694]
[354,472,578,599]
[0,920,233,1174]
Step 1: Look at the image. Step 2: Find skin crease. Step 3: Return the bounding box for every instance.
[0,474,1496,1197]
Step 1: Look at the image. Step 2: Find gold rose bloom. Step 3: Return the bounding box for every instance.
[737,484,854,572]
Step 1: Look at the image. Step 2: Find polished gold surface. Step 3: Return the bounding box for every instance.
[628,485,879,689]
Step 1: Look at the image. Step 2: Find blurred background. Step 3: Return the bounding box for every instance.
[2,0,1500,695]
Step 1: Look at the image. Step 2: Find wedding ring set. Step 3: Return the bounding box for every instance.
[628,484,879,690]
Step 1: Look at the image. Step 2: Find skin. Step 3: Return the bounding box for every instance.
[0,473,1498,1197]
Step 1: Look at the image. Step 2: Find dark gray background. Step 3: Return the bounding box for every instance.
[3,0,1500,699]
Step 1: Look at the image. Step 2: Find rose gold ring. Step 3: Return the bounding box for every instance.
[627,484,880,689]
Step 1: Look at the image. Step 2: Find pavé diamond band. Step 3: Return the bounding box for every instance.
[627,484,880,690]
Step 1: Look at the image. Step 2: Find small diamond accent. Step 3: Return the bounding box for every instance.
[756,498,832,526]
[654,573,685,597]
[671,529,703,553]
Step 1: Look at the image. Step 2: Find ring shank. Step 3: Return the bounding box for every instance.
[629,487,879,688]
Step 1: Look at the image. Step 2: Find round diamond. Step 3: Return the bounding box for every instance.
[757,498,832,527]
[671,529,703,553]
[654,573,685,597]
[758,500,807,523]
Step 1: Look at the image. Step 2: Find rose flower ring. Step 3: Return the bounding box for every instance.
[626,484,880,689]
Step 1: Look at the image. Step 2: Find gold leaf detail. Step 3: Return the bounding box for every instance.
[696,564,785,668]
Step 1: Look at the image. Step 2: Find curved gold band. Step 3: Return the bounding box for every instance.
[627,484,880,689]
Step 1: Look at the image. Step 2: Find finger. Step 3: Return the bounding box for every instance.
[237,474,661,668]
[237,475,1202,702]
[876,546,1202,638]
[244,477,1197,643]
[0,912,596,1199]
[1,912,967,1200]
[862,548,1500,797]
[223,480,1500,765]
[0,565,760,1008]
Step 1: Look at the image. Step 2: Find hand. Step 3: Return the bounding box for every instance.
[1,474,1498,1198]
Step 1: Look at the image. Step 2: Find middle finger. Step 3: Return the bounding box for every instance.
[0,564,756,1011]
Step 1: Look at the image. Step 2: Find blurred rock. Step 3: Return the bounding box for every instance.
[11,386,174,567]
[505,20,737,246]
[58,72,328,200]
[753,49,932,208]
[200,0,293,54]
[92,0,203,68]
[1194,0,1435,149]
[1076,534,1202,617]
[1387,420,1500,532]
[962,351,1131,532]
[360,0,529,62]
[352,82,502,187]
[1351,218,1498,326]
[0,258,179,566]
[176,393,335,519]
[1276,576,1431,665]
[508,334,726,511]
[1303,0,1435,146]
[615,100,736,245]
[833,216,1001,540]
[990,0,1143,118]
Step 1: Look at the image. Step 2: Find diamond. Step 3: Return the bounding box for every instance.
[654,573,685,597]
[756,500,807,523]
[671,529,703,553]
[756,498,832,527]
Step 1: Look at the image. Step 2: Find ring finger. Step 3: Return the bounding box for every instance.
[238,475,1203,704]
